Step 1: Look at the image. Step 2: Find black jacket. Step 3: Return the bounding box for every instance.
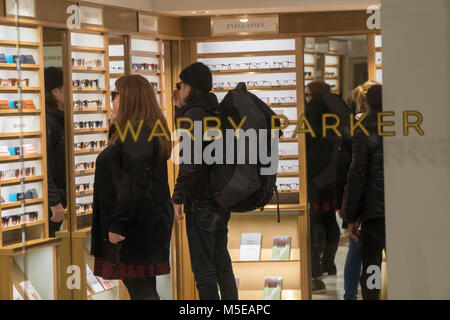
[344,113,385,223]
[90,125,174,264]
[172,92,218,211]
[45,107,66,208]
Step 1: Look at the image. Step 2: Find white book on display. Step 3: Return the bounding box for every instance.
[96,276,114,290]
[240,233,262,261]
[263,276,283,300]
[13,285,24,300]
[19,280,41,300]
[86,265,104,294]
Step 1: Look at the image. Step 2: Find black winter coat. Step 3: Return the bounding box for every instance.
[344,113,385,223]
[45,107,67,208]
[90,124,174,264]
[172,92,218,211]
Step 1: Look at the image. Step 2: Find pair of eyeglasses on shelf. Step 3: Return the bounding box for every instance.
[278,183,299,191]
[0,167,36,180]
[325,72,336,76]
[330,84,337,88]
[207,61,296,71]
[0,78,30,87]
[75,140,106,150]
[6,189,38,202]
[132,63,159,72]
[75,183,91,192]
[76,203,93,213]
[149,82,158,90]
[72,79,100,89]
[304,72,313,77]
[282,130,297,138]
[246,80,296,87]
[110,66,124,73]
[260,96,296,104]
[73,99,102,108]
[1,211,38,227]
[74,120,104,129]
[279,165,299,173]
[75,162,95,170]
[0,54,35,64]
[72,58,102,68]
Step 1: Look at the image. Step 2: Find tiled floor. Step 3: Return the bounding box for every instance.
[312,241,362,300]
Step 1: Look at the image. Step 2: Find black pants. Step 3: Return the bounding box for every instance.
[48,208,62,238]
[360,218,386,300]
[123,277,159,300]
[185,200,238,300]
[310,205,340,278]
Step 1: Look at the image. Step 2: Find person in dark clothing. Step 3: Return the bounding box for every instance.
[344,85,385,300]
[172,62,238,300]
[44,67,66,237]
[305,80,349,293]
[90,75,174,300]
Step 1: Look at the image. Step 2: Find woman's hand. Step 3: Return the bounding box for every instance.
[109,232,125,244]
[171,89,184,108]
[347,222,360,243]
[173,202,184,220]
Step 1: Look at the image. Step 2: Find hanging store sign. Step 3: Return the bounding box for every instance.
[211,14,279,36]
[80,6,103,26]
[5,0,36,18]
[138,13,159,33]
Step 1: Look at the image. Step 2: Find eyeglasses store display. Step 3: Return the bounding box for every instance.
[0,24,49,248]
[70,31,111,230]
[196,38,307,300]
[129,37,165,109]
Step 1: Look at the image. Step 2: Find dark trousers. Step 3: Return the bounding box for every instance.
[310,206,340,278]
[123,277,159,300]
[360,218,386,300]
[185,200,238,300]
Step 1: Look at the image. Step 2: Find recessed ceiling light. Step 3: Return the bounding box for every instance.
[192,11,197,14]
[240,18,249,23]
[206,11,210,13]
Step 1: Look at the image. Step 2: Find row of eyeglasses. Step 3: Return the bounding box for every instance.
[207,61,296,71]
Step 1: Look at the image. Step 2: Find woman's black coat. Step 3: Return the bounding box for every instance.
[90,124,174,265]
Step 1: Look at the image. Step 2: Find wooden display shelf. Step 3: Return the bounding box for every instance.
[376,64,382,69]
[238,289,301,300]
[2,220,45,232]
[0,175,44,186]
[130,50,159,58]
[73,108,109,114]
[0,109,41,115]
[130,70,160,76]
[73,128,108,135]
[277,172,300,178]
[304,63,315,67]
[0,40,39,47]
[76,210,93,218]
[0,63,40,70]
[72,67,106,73]
[268,103,297,108]
[304,76,314,81]
[0,238,61,256]
[212,68,297,75]
[0,153,42,162]
[76,190,94,198]
[0,87,40,92]
[279,155,298,160]
[230,248,300,262]
[71,88,108,93]
[325,76,338,79]
[325,64,339,67]
[109,56,124,61]
[110,73,124,78]
[1,198,43,210]
[74,148,105,156]
[75,169,95,177]
[213,85,296,92]
[280,137,298,143]
[197,50,296,59]
[71,46,106,53]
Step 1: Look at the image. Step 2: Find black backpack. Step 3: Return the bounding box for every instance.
[205,83,282,222]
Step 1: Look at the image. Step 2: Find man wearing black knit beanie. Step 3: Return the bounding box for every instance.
[172,62,238,300]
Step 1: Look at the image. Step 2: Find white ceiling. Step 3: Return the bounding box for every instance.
[83,0,380,16]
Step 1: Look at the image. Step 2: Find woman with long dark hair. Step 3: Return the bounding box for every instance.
[91,75,174,300]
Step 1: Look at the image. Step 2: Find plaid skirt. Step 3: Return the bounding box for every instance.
[94,257,171,280]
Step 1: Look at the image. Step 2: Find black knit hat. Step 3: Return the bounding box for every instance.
[44,67,63,93]
[179,62,212,92]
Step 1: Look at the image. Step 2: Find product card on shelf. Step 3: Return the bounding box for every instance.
[19,280,41,300]
[96,276,114,290]
[86,265,104,294]
[272,236,291,260]
[13,285,24,300]
[240,233,262,261]
[263,276,282,300]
